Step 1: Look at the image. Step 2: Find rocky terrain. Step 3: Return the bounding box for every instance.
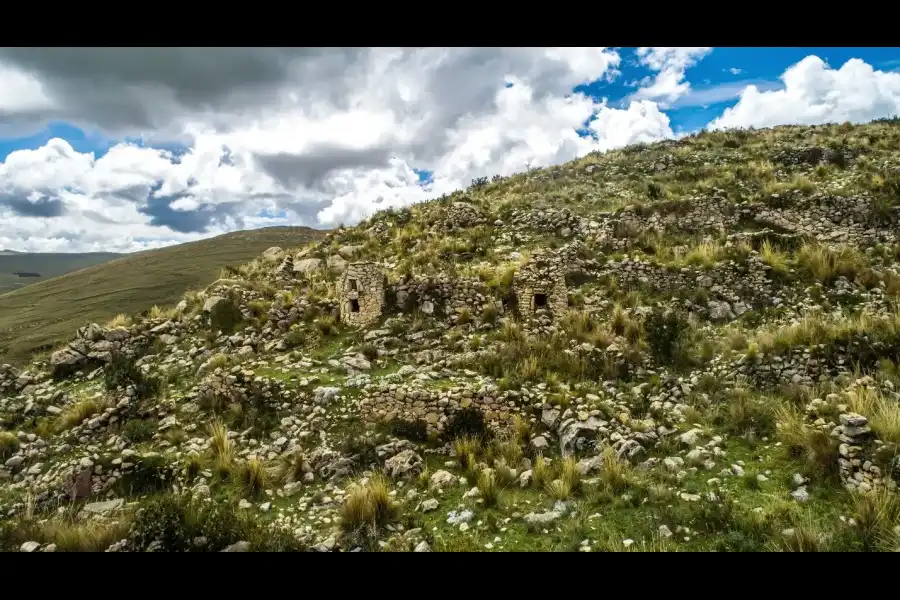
[2,120,900,552]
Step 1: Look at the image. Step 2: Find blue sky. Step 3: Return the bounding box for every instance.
[2,47,900,253]
[3,47,898,164]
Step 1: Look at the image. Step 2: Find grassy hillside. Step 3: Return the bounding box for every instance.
[2,120,900,553]
[0,253,123,295]
[0,226,323,365]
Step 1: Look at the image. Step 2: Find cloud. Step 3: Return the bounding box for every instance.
[632,47,713,106]
[0,48,693,252]
[710,55,900,129]
[673,79,784,109]
[728,67,742,75]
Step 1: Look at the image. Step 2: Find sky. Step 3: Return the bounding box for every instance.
[1,47,900,253]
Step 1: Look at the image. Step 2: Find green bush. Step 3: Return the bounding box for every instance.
[208,295,243,334]
[104,353,159,400]
[128,495,304,552]
[442,407,489,441]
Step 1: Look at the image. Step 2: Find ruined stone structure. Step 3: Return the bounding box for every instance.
[513,251,568,318]
[339,262,386,327]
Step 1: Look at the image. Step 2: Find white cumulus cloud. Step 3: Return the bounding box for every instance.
[632,47,713,106]
[0,47,685,252]
[710,55,900,130]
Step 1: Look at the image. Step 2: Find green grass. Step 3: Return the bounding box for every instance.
[0,226,324,366]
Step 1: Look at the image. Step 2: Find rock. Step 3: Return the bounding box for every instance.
[384,449,423,479]
[342,355,372,371]
[707,301,734,322]
[421,301,434,315]
[530,436,549,452]
[20,541,40,553]
[203,296,227,313]
[414,540,431,552]
[791,486,810,503]
[221,541,251,552]
[658,525,673,538]
[4,455,24,468]
[294,258,323,274]
[524,502,567,526]
[82,498,125,515]
[430,470,455,489]
[541,408,561,429]
[313,386,341,405]
[327,254,348,273]
[447,510,473,525]
[559,416,604,454]
[262,247,283,262]
[679,428,702,447]
[420,498,439,513]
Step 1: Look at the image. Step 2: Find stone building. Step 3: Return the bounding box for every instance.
[339,262,386,327]
[513,250,568,318]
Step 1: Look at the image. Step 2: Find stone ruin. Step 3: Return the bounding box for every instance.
[513,250,568,318]
[339,262,386,327]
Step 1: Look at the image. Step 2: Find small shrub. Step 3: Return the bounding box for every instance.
[208,295,243,333]
[315,316,338,336]
[386,418,429,442]
[358,342,378,361]
[0,431,20,458]
[207,420,233,463]
[848,488,899,551]
[443,407,489,441]
[121,418,157,443]
[128,494,302,552]
[481,303,499,325]
[760,240,790,275]
[104,353,159,400]
[644,309,692,364]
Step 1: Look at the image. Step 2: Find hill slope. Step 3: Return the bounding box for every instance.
[2,120,900,553]
[0,227,324,366]
[0,252,124,295]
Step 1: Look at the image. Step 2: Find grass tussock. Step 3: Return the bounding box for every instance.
[234,457,268,499]
[796,243,866,285]
[339,475,398,535]
[0,431,20,458]
[774,404,840,480]
[477,470,502,508]
[56,397,110,431]
[846,386,900,444]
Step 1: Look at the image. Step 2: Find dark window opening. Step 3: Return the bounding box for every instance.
[349,279,358,291]
[533,293,548,309]
[350,299,360,313]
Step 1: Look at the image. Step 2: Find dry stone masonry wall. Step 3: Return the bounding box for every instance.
[339,262,386,328]
[514,251,568,318]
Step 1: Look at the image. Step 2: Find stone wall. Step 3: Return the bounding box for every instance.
[339,262,385,327]
[357,382,523,434]
[514,251,568,318]
[388,274,504,323]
